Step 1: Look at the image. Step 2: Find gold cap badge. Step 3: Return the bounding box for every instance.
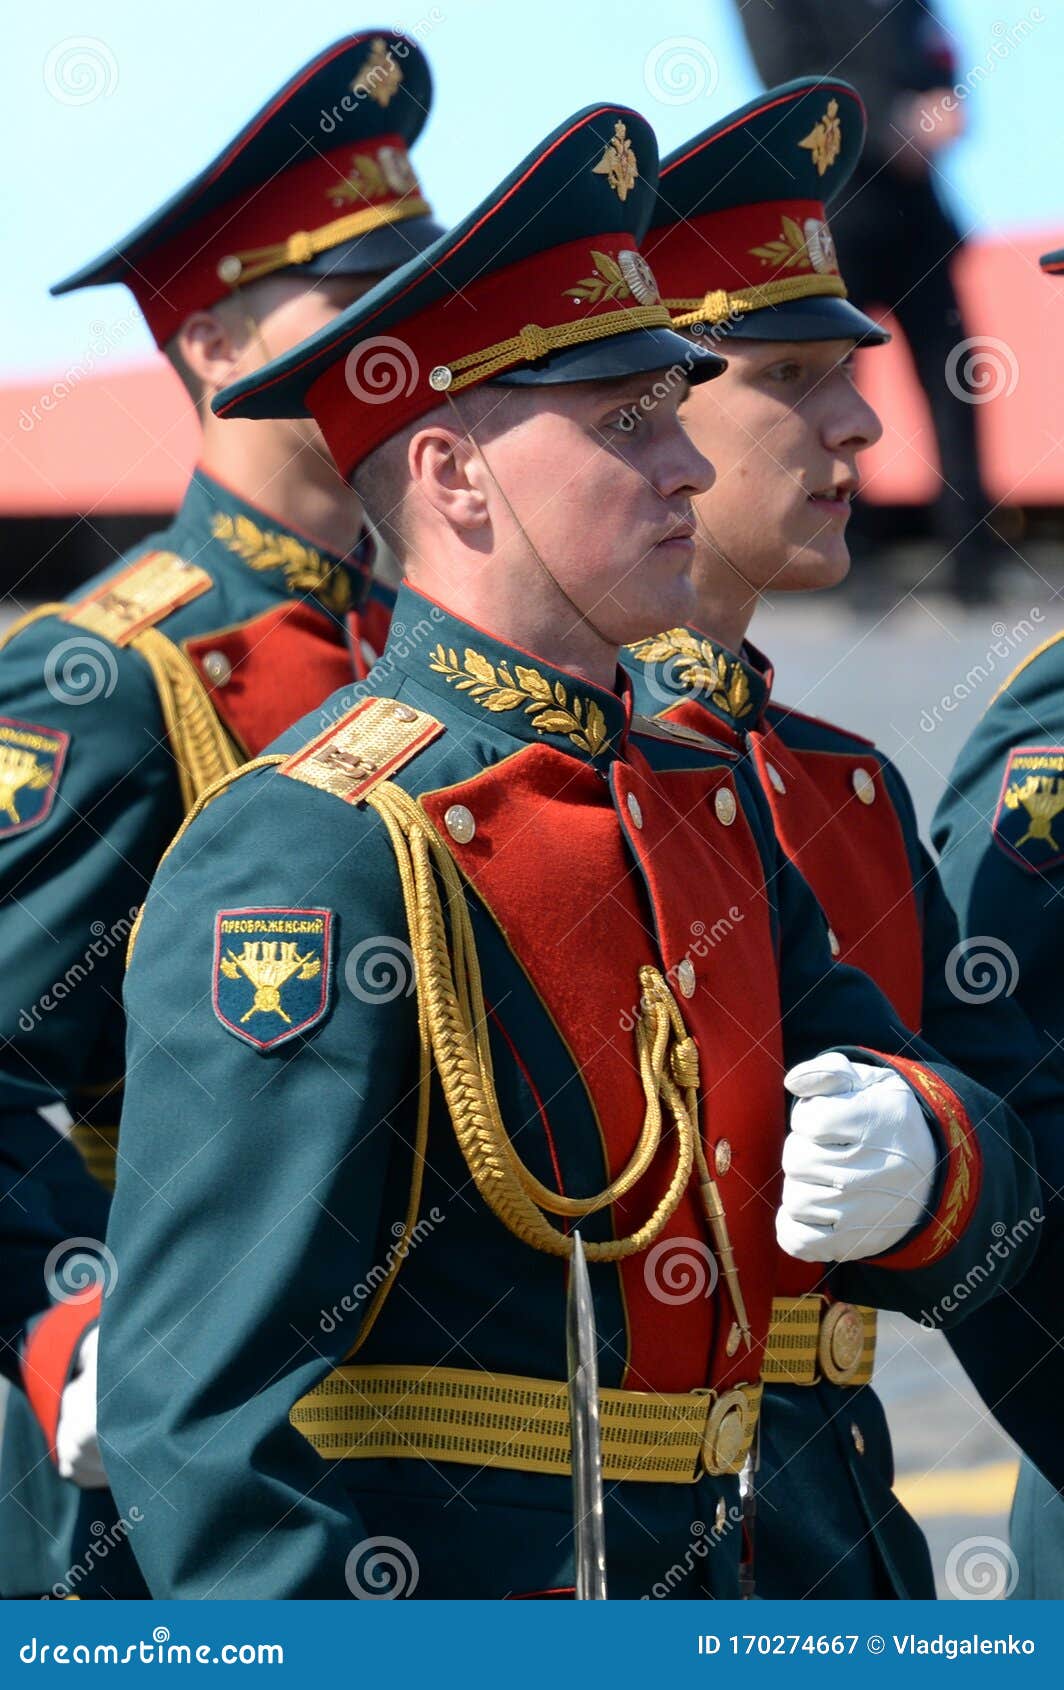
[593,120,639,202]
[798,98,842,176]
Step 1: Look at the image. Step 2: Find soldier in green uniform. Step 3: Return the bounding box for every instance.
[932,240,1064,1597]
[97,102,1035,1598]
[0,30,442,1597]
[623,79,1058,1598]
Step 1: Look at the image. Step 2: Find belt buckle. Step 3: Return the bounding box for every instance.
[817,1301,866,1386]
[700,1385,757,1476]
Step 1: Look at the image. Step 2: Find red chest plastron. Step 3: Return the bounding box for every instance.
[421,741,785,1394]
[747,724,923,1030]
[184,601,355,756]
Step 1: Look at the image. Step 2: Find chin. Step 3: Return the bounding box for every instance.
[773,543,852,594]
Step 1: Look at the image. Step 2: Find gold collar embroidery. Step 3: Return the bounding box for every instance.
[429,644,610,757]
[627,628,753,719]
[211,513,351,615]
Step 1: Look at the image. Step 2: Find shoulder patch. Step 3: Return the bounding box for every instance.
[280,696,445,803]
[64,552,212,646]
[214,908,333,1050]
[992,746,1064,873]
[0,717,69,838]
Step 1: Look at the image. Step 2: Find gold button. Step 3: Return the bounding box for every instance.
[714,1139,732,1176]
[850,1420,865,1456]
[726,1322,741,1357]
[852,767,876,805]
[444,804,476,844]
[393,703,418,722]
[766,762,786,795]
[202,650,232,686]
[714,787,737,826]
[626,791,644,830]
[715,1497,728,1532]
[216,255,243,284]
[676,957,696,999]
[827,926,840,958]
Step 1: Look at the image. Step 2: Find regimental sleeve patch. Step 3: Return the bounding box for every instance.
[992,746,1064,873]
[0,717,70,839]
[213,908,333,1050]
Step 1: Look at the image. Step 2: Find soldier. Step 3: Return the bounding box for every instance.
[932,244,1064,1597]
[0,31,442,1597]
[624,79,1057,1597]
[97,102,1034,1598]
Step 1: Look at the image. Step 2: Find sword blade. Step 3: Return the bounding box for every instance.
[566,1230,608,1600]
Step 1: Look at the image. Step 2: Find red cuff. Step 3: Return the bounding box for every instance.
[860,1055,983,1271]
[20,1290,102,1460]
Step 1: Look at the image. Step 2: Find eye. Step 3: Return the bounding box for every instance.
[602,405,642,435]
[764,359,803,384]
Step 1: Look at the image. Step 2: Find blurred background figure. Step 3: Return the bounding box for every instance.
[737,0,1003,603]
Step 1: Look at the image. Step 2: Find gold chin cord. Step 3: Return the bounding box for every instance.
[362,780,752,1349]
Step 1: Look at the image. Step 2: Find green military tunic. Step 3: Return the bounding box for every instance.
[933,628,1064,1598]
[98,586,1035,1598]
[0,466,374,1596]
[625,627,1050,1598]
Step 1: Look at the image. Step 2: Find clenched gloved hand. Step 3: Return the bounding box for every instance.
[55,1325,108,1489]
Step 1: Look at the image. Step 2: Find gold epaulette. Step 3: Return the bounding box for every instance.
[279,695,445,804]
[55,554,239,813]
[63,551,212,645]
[631,711,738,758]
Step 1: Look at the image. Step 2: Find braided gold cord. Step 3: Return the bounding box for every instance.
[366,781,698,1259]
[222,197,432,288]
[437,306,673,393]
[665,273,847,328]
[131,628,242,813]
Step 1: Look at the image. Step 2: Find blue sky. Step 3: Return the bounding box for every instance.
[6,0,1060,377]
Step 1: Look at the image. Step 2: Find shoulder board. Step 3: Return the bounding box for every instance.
[986,627,1064,712]
[64,552,213,646]
[630,711,738,759]
[280,696,445,804]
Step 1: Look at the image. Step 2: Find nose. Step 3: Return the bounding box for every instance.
[658,412,715,497]
[823,381,883,455]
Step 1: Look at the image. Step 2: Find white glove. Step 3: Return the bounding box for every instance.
[776,1052,937,1262]
[55,1325,108,1489]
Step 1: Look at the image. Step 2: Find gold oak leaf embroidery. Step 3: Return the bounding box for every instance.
[328,151,387,209]
[211,513,351,615]
[627,629,753,719]
[428,644,610,756]
[592,120,639,202]
[564,250,630,305]
[798,98,842,176]
[351,37,402,108]
[913,1067,974,1252]
[749,215,812,272]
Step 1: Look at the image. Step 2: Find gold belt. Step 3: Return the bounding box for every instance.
[290,1363,762,1483]
[762,1296,876,1388]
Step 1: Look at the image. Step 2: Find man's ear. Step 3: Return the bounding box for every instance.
[173,308,245,400]
[407,424,491,533]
